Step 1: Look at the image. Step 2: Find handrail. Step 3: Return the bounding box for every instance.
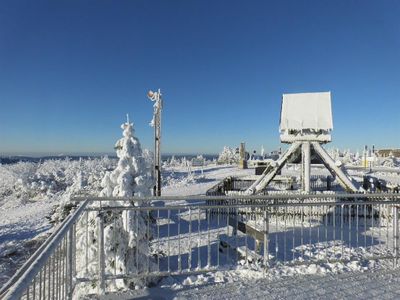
[71,192,400,202]
[83,199,400,212]
[1,199,89,300]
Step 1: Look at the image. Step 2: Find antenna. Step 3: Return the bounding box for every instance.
[148,89,163,196]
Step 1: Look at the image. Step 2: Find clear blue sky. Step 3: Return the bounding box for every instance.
[0,0,399,156]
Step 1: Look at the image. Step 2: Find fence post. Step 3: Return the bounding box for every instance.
[394,206,399,267]
[232,208,238,236]
[263,208,269,276]
[327,175,331,191]
[67,227,74,299]
[97,212,105,294]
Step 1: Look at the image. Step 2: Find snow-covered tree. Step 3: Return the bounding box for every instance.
[354,151,360,161]
[380,155,398,168]
[75,120,154,293]
[102,121,153,199]
[217,146,239,164]
[342,149,352,164]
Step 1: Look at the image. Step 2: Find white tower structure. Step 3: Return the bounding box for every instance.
[246,92,359,194]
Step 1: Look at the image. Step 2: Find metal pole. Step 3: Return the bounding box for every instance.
[67,227,73,299]
[153,97,158,197]
[156,89,162,196]
[149,89,162,196]
[394,205,399,266]
[263,209,269,275]
[97,212,105,294]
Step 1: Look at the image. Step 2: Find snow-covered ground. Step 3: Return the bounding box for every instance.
[162,165,252,196]
[0,199,53,285]
[0,157,114,287]
[101,266,400,299]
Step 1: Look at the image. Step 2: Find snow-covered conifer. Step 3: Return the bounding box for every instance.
[76,120,154,293]
[217,146,239,164]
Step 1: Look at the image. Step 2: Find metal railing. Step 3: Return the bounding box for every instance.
[206,176,341,196]
[2,193,400,298]
[72,193,400,293]
[0,200,89,300]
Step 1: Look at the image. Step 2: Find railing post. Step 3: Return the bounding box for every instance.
[67,226,74,299]
[263,208,269,276]
[232,208,238,236]
[97,211,106,294]
[394,205,399,267]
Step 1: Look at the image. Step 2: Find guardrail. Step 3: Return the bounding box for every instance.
[205,176,341,196]
[0,200,89,300]
[2,193,400,299]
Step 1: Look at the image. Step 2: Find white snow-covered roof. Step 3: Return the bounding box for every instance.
[280,92,333,132]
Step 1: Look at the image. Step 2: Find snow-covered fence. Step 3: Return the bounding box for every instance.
[0,200,89,300]
[3,193,400,299]
[206,176,341,196]
[206,177,269,196]
[207,175,341,196]
[76,193,400,289]
[309,175,340,191]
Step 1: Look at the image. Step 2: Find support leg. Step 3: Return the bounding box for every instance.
[246,142,301,194]
[312,142,359,192]
[301,142,311,193]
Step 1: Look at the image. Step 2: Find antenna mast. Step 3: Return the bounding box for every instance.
[148,89,163,196]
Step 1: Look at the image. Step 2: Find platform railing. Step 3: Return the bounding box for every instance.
[2,193,400,299]
[74,193,400,293]
[0,200,89,300]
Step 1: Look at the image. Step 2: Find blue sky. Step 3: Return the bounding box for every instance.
[0,0,399,156]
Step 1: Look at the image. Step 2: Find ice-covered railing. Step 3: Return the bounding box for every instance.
[76,193,400,294]
[0,200,89,300]
[206,176,342,196]
[3,193,400,299]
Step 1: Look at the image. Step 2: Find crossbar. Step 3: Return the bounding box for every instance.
[71,192,400,202]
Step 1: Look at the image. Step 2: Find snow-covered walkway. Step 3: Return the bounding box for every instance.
[98,267,400,299]
[175,268,400,299]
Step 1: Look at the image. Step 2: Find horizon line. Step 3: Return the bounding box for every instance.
[0,152,220,158]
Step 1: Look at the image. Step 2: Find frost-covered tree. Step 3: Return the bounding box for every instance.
[102,120,153,199]
[380,155,398,168]
[342,149,352,165]
[75,120,154,294]
[169,155,177,167]
[217,146,239,164]
[354,151,360,161]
